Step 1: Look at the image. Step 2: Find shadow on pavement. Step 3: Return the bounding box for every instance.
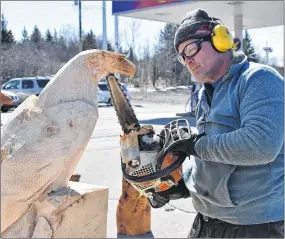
[139,117,196,127]
[117,231,154,238]
[133,104,144,108]
[98,104,113,108]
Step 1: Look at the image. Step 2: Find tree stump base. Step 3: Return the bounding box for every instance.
[116,178,151,236]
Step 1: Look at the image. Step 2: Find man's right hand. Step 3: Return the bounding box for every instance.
[147,179,190,208]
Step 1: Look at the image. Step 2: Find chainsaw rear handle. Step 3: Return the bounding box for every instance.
[121,152,187,183]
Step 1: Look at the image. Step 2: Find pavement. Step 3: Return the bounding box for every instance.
[1,101,198,238]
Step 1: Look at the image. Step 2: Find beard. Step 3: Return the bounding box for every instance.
[190,68,216,83]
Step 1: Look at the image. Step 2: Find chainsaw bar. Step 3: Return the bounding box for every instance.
[106,74,140,134]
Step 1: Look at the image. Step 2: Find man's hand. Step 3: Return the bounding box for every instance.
[148,179,191,208]
[171,129,206,157]
[160,126,206,158]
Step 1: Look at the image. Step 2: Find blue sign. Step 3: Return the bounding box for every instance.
[112,1,185,15]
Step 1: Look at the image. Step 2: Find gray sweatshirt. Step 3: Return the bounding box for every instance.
[183,52,284,224]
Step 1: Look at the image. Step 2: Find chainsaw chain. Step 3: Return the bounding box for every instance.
[106,74,140,134]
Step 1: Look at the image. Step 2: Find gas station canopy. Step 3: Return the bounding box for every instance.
[112,1,283,31]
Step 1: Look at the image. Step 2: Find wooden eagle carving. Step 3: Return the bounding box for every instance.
[1,50,135,237]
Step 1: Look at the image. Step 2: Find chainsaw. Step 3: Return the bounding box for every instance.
[106,74,192,205]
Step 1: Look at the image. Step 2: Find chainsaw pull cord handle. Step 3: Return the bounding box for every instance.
[121,153,187,183]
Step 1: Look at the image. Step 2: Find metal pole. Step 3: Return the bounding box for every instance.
[263,41,273,65]
[114,14,120,80]
[234,2,243,52]
[114,15,119,52]
[102,0,107,50]
[79,1,83,52]
[234,15,243,52]
[0,2,2,86]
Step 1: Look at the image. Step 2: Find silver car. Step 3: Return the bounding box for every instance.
[1,77,50,96]
[97,82,112,105]
[97,82,131,106]
[120,83,131,101]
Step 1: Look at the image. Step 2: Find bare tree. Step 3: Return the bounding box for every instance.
[129,20,141,51]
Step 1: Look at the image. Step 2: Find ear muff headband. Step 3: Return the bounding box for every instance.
[210,18,234,52]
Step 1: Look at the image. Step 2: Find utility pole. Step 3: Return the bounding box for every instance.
[75,1,83,52]
[102,0,107,50]
[114,15,119,52]
[263,41,273,65]
[0,2,2,85]
[78,1,83,52]
[114,15,120,80]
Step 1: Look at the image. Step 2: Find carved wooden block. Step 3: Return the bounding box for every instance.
[2,182,108,238]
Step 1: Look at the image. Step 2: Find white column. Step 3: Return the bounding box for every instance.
[234,15,243,51]
[114,15,119,52]
[114,15,120,80]
[102,0,107,50]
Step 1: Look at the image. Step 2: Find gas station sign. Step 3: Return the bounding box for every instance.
[233,37,242,51]
[112,0,185,15]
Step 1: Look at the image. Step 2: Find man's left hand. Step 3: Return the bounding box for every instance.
[160,127,206,158]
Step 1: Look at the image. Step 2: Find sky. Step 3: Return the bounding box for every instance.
[1,1,284,66]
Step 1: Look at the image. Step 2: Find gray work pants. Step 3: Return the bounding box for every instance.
[189,213,284,238]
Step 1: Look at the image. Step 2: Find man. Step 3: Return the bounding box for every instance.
[151,9,284,237]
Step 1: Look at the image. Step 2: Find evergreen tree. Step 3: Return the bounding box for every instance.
[127,46,137,64]
[118,46,127,55]
[30,25,42,43]
[243,30,258,62]
[82,30,98,50]
[107,40,114,51]
[58,36,66,48]
[156,23,183,85]
[1,14,15,44]
[21,26,29,42]
[53,29,58,42]
[45,29,53,42]
[157,23,178,59]
[58,36,67,52]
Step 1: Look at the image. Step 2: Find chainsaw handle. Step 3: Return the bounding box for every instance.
[121,153,187,183]
[159,119,191,158]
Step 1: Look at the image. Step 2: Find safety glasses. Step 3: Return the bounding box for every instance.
[177,38,206,64]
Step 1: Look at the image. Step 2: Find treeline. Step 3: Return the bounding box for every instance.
[1,14,283,87]
[1,14,105,83]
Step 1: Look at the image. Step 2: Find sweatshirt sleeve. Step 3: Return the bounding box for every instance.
[195,67,284,165]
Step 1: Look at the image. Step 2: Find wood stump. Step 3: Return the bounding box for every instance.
[116,178,151,236]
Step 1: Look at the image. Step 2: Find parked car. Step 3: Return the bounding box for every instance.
[97,82,112,105]
[120,83,131,101]
[1,90,21,112]
[97,81,131,106]
[1,76,51,96]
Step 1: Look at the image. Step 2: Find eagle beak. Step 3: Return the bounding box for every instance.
[85,50,136,80]
[107,52,136,79]
[115,57,136,79]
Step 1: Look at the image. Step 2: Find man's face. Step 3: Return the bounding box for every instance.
[178,36,222,83]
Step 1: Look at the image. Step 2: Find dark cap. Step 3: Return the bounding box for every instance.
[174,9,220,52]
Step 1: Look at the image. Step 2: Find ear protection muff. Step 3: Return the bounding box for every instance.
[209,18,234,52]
